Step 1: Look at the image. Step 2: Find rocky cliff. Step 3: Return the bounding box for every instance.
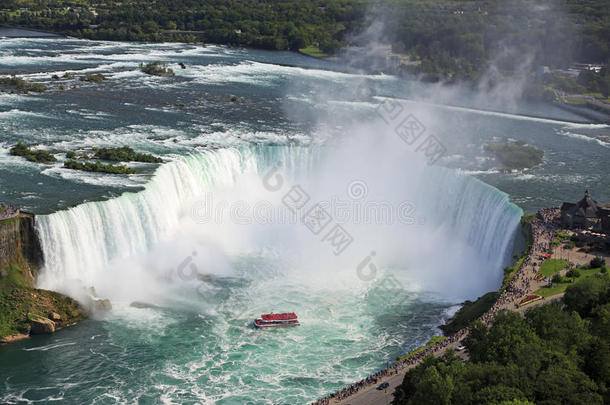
[0,211,86,343]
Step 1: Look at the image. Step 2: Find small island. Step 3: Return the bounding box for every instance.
[484,140,544,170]
[0,76,46,94]
[9,142,56,163]
[93,146,163,163]
[8,143,162,175]
[79,72,107,83]
[140,61,175,77]
[64,159,136,174]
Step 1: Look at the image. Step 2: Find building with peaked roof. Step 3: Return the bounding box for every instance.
[561,190,610,232]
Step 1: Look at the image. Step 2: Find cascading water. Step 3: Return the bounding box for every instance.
[36,144,522,303]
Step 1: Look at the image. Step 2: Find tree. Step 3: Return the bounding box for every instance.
[563,275,610,318]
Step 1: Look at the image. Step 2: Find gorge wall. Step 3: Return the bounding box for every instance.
[0,212,42,281]
[0,211,85,343]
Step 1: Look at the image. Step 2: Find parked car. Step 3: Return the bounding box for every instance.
[377,382,390,390]
[455,345,466,351]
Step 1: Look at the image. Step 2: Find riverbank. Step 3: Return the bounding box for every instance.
[0,205,86,344]
[0,26,66,38]
[553,100,610,125]
[313,207,608,405]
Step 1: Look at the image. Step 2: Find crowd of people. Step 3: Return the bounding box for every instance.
[481,209,558,324]
[311,330,468,404]
[0,203,19,220]
[312,209,560,405]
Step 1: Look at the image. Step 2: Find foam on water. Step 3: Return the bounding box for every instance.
[556,129,610,147]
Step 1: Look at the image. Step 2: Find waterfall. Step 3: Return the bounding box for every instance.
[36,145,522,301]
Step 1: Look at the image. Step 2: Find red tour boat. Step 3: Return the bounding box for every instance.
[253,312,300,328]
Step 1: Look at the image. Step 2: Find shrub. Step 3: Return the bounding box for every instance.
[65,151,77,159]
[64,159,135,174]
[93,146,163,163]
[590,257,606,269]
[566,269,581,278]
[484,141,544,169]
[552,274,564,284]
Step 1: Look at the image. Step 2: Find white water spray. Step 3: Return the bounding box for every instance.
[36,135,522,305]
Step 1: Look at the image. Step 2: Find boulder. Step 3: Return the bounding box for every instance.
[130,301,158,309]
[93,298,112,311]
[49,312,61,321]
[0,333,29,344]
[30,317,55,334]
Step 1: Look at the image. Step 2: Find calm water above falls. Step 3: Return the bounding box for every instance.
[0,38,609,404]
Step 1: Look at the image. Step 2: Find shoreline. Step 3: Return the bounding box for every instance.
[2,27,606,127]
[311,207,596,405]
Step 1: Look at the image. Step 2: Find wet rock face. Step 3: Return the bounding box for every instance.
[130,301,158,309]
[0,217,20,270]
[0,212,43,280]
[19,213,43,271]
[92,298,112,311]
[29,317,55,334]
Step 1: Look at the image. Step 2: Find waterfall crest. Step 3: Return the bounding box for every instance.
[36,146,522,300]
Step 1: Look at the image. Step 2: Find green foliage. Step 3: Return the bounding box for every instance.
[394,280,610,405]
[93,146,163,163]
[501,216,533,291]
[0,76,46,93]
[566,268,581,278]
[9,142,57,163]
[536,267,602,298]
[140,61,175,77]
[299,45,328,58]
[484,141,544,170]
[590,257,606,269]
[0,263,86,339]
[65,151,76,159]
[79,72,106,83]
[440,291,499,335]
[1,0,608,81]
[397,336,447,363]
[563,274,610,318]
[538,259,570,277]
[64,159,135,174]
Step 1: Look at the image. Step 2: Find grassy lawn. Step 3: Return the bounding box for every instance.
[535,267,602,297]
[565,97,587,105]
[538,259,570,277]
[0,262,86,338]
[0,216,19,227]
[298,46,328,58]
